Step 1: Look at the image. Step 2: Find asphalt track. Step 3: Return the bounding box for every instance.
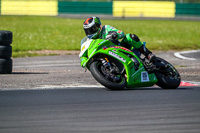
[0,51,200,133]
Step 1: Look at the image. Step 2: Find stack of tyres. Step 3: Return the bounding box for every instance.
[0,30,13,74]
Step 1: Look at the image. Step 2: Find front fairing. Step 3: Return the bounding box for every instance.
[79,38,114,68]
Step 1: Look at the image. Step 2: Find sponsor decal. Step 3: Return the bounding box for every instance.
[117,30,122,34]
[109,51,126,63]
[81,45,85,52]
[112,49,117,52]
[102,46,107,50]
[141,71,149,82]
[113,46,132,52]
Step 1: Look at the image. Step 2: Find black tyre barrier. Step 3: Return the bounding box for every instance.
[0,30,13,74]
[0,58,12,74]
[0,45,12,59]
[0,30,13,45]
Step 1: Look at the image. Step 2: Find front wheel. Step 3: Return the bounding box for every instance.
[90,61,126,90]
[154,57,181,89]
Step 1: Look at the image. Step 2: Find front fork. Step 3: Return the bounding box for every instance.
[101,57,127,82]
[101,57,115,73]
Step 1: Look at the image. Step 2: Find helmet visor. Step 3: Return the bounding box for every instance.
[84,24,99,36]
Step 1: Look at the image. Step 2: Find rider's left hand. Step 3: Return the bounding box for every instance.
[106,31,118,40]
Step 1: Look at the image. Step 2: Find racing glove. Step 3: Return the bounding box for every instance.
[106,31,118,41]
[106,31,119,45]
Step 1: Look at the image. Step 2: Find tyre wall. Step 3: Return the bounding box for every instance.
[0,30,13,74]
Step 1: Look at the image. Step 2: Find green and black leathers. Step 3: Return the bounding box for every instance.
[97,25,143,50]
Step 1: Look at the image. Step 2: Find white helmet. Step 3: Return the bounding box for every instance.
[83,17,102,39]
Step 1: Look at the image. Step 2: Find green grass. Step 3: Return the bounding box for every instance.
[0,16,199,57]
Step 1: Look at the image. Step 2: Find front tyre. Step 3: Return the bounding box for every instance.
[90,61,126,90]
[154,57,181,89]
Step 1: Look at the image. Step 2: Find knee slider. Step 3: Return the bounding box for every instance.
[130,34,140,42]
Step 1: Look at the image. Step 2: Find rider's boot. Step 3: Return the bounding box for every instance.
[139,45,156,62]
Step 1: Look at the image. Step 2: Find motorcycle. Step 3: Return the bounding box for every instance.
[79,37,181,90]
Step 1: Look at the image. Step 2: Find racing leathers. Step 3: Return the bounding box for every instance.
[98,25,142,49]
[96,25,155,61]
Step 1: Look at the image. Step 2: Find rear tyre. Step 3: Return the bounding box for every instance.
[154,57,181,89]
[0,30,13,45]
[0,58,13,74]
[90,61,126,90]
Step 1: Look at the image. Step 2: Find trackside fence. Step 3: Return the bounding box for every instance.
[0,0,200,18]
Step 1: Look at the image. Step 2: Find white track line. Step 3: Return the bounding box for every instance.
[13,60,80,68]
[13,63,80,68]
[14,60,79,65]
[174,50,200,60]
[35,84,104,90]
[0,85,105,91]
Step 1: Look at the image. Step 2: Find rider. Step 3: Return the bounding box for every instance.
[82,16,156,62]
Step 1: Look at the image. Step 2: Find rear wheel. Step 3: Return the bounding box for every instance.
[90,60,126,90]
[154,57,181,89]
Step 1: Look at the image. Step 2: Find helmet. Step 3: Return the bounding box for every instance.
[83,17,102,39]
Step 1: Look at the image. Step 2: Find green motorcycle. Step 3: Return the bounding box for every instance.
[79,37,181,90]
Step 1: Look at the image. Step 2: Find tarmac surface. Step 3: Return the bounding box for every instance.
[0,85,200,133]
[0,51,200,133]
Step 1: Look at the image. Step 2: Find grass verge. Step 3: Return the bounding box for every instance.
[0,16,199,57]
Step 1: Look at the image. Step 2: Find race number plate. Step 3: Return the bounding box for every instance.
[141,71,149,82]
